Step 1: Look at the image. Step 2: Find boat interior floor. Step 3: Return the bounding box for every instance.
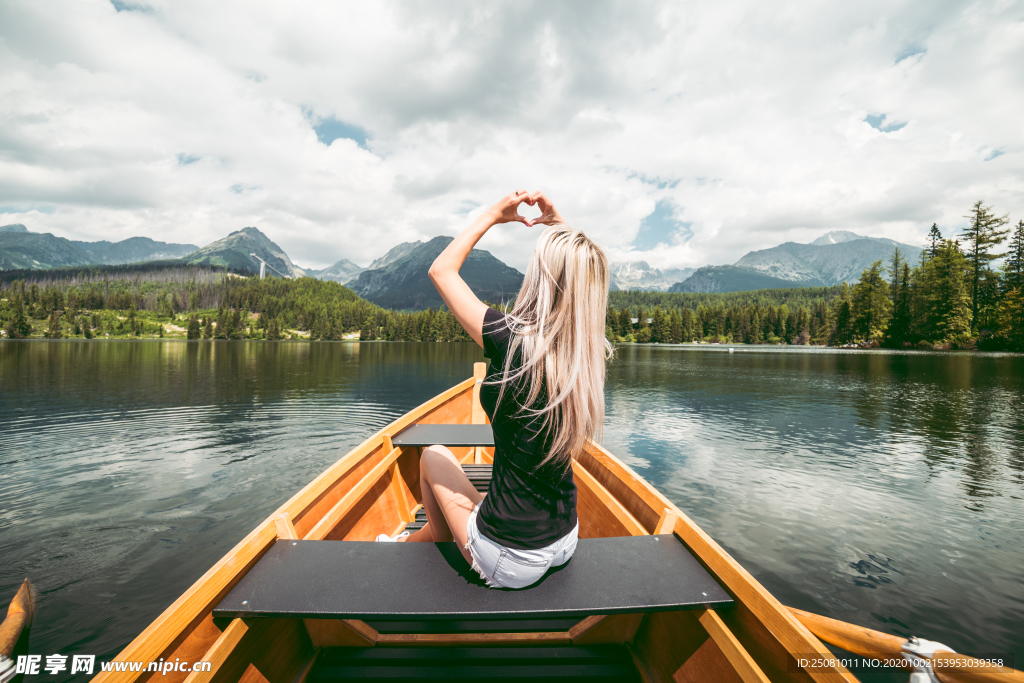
[308,645,641,683]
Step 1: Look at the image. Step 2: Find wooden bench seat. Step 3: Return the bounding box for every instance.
[390,423,494,448]
[213,534,732,622]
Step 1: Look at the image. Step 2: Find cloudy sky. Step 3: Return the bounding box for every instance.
[1,1,1022,271]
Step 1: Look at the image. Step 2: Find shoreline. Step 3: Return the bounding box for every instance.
[3,337,1021,355]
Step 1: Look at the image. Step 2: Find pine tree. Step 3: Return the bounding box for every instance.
[927,223,942,257]
[961,201,1010,331]
[203,316,213,340]
[996,286,1024,350]
[5,296,32,339]
[215,307,227,339]
[1004,219,1024,293]
[45,309,63,339]
[830,300,854,345]
[669,309,683,344]
[229,310,242,339]
[886,262,913,347]
[187,316,201,339]
[924,240,973,344]
[889,248,904,307]
[850,261,892,341]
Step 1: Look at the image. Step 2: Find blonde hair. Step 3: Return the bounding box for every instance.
[489,224,613,467]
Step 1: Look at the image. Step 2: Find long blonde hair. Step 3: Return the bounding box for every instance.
[489,224,613,467]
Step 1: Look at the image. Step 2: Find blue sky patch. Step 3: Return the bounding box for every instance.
[111,0,153,12]
[984,149,1004,161]
[633,200,690,250]
[177,153,200,165]
[0,205,55,215]
[865,114,907,133]
[896,45,926,63]
[308,114,369,149]
[627,171,680,190]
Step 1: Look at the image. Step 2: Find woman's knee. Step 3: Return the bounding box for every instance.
[420,444,458,478]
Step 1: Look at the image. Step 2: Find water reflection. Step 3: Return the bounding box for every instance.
[0,341,1022,679]
[604,345,1024,673]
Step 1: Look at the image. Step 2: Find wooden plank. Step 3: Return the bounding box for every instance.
[655,510,680,535]
[182,618,250,683]
[627,642,656,683]
[289,648,319,683]
[578,442,670,533]
[699,609,771,683]
[719,601,816,683]
[567,615,605,640]
[303,447,404,541]
[274,513,298,541]
[570,614,645,645]
[573,461,648,537]
[631,610,709,683]
[389,463,414,523]
[415,390,474,427]
[471,362,487,425]
[673,636,745,683]
[303,619,377,648]
[154,614,226,683]
[208,618,312,683]
[375,631,571,646]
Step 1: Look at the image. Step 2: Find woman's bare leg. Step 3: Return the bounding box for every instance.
[403,445,483,562]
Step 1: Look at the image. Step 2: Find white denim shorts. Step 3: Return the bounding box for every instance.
[464,504,579,589]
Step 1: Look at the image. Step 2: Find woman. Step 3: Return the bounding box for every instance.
[377,189,612,590]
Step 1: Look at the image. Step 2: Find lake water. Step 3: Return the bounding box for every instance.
[1,341,1022,680]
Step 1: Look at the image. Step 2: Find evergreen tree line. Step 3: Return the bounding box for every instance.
[0,270,476,342]
[841,202,1024,350]
[605,202,1024,350]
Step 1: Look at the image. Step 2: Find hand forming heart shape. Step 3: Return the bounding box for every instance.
[517,201,542,223]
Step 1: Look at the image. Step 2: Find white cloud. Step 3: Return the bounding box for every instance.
[1,0,1021,271]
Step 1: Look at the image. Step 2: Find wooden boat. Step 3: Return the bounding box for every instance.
[92,363,1022,683]
[0,580,34,683]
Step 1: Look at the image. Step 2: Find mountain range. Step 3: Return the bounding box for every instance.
[2,221,925,303]
[670,231,923,293]
[184,227,307,278]
[609,261,695,291]
[0,224,197,270]
[346,236,524,310]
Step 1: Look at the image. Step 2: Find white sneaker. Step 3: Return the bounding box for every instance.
[375,531,411,542]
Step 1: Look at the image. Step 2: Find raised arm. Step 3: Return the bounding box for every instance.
[428,191,532,347]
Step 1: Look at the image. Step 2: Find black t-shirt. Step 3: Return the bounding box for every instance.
[475,307,578,550]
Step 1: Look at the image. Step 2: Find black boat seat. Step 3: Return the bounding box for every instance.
[213,534,733,621]
[391,423,494,447]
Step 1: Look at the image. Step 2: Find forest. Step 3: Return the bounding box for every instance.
[606,202,1024,350]
[1,202,1022,350]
